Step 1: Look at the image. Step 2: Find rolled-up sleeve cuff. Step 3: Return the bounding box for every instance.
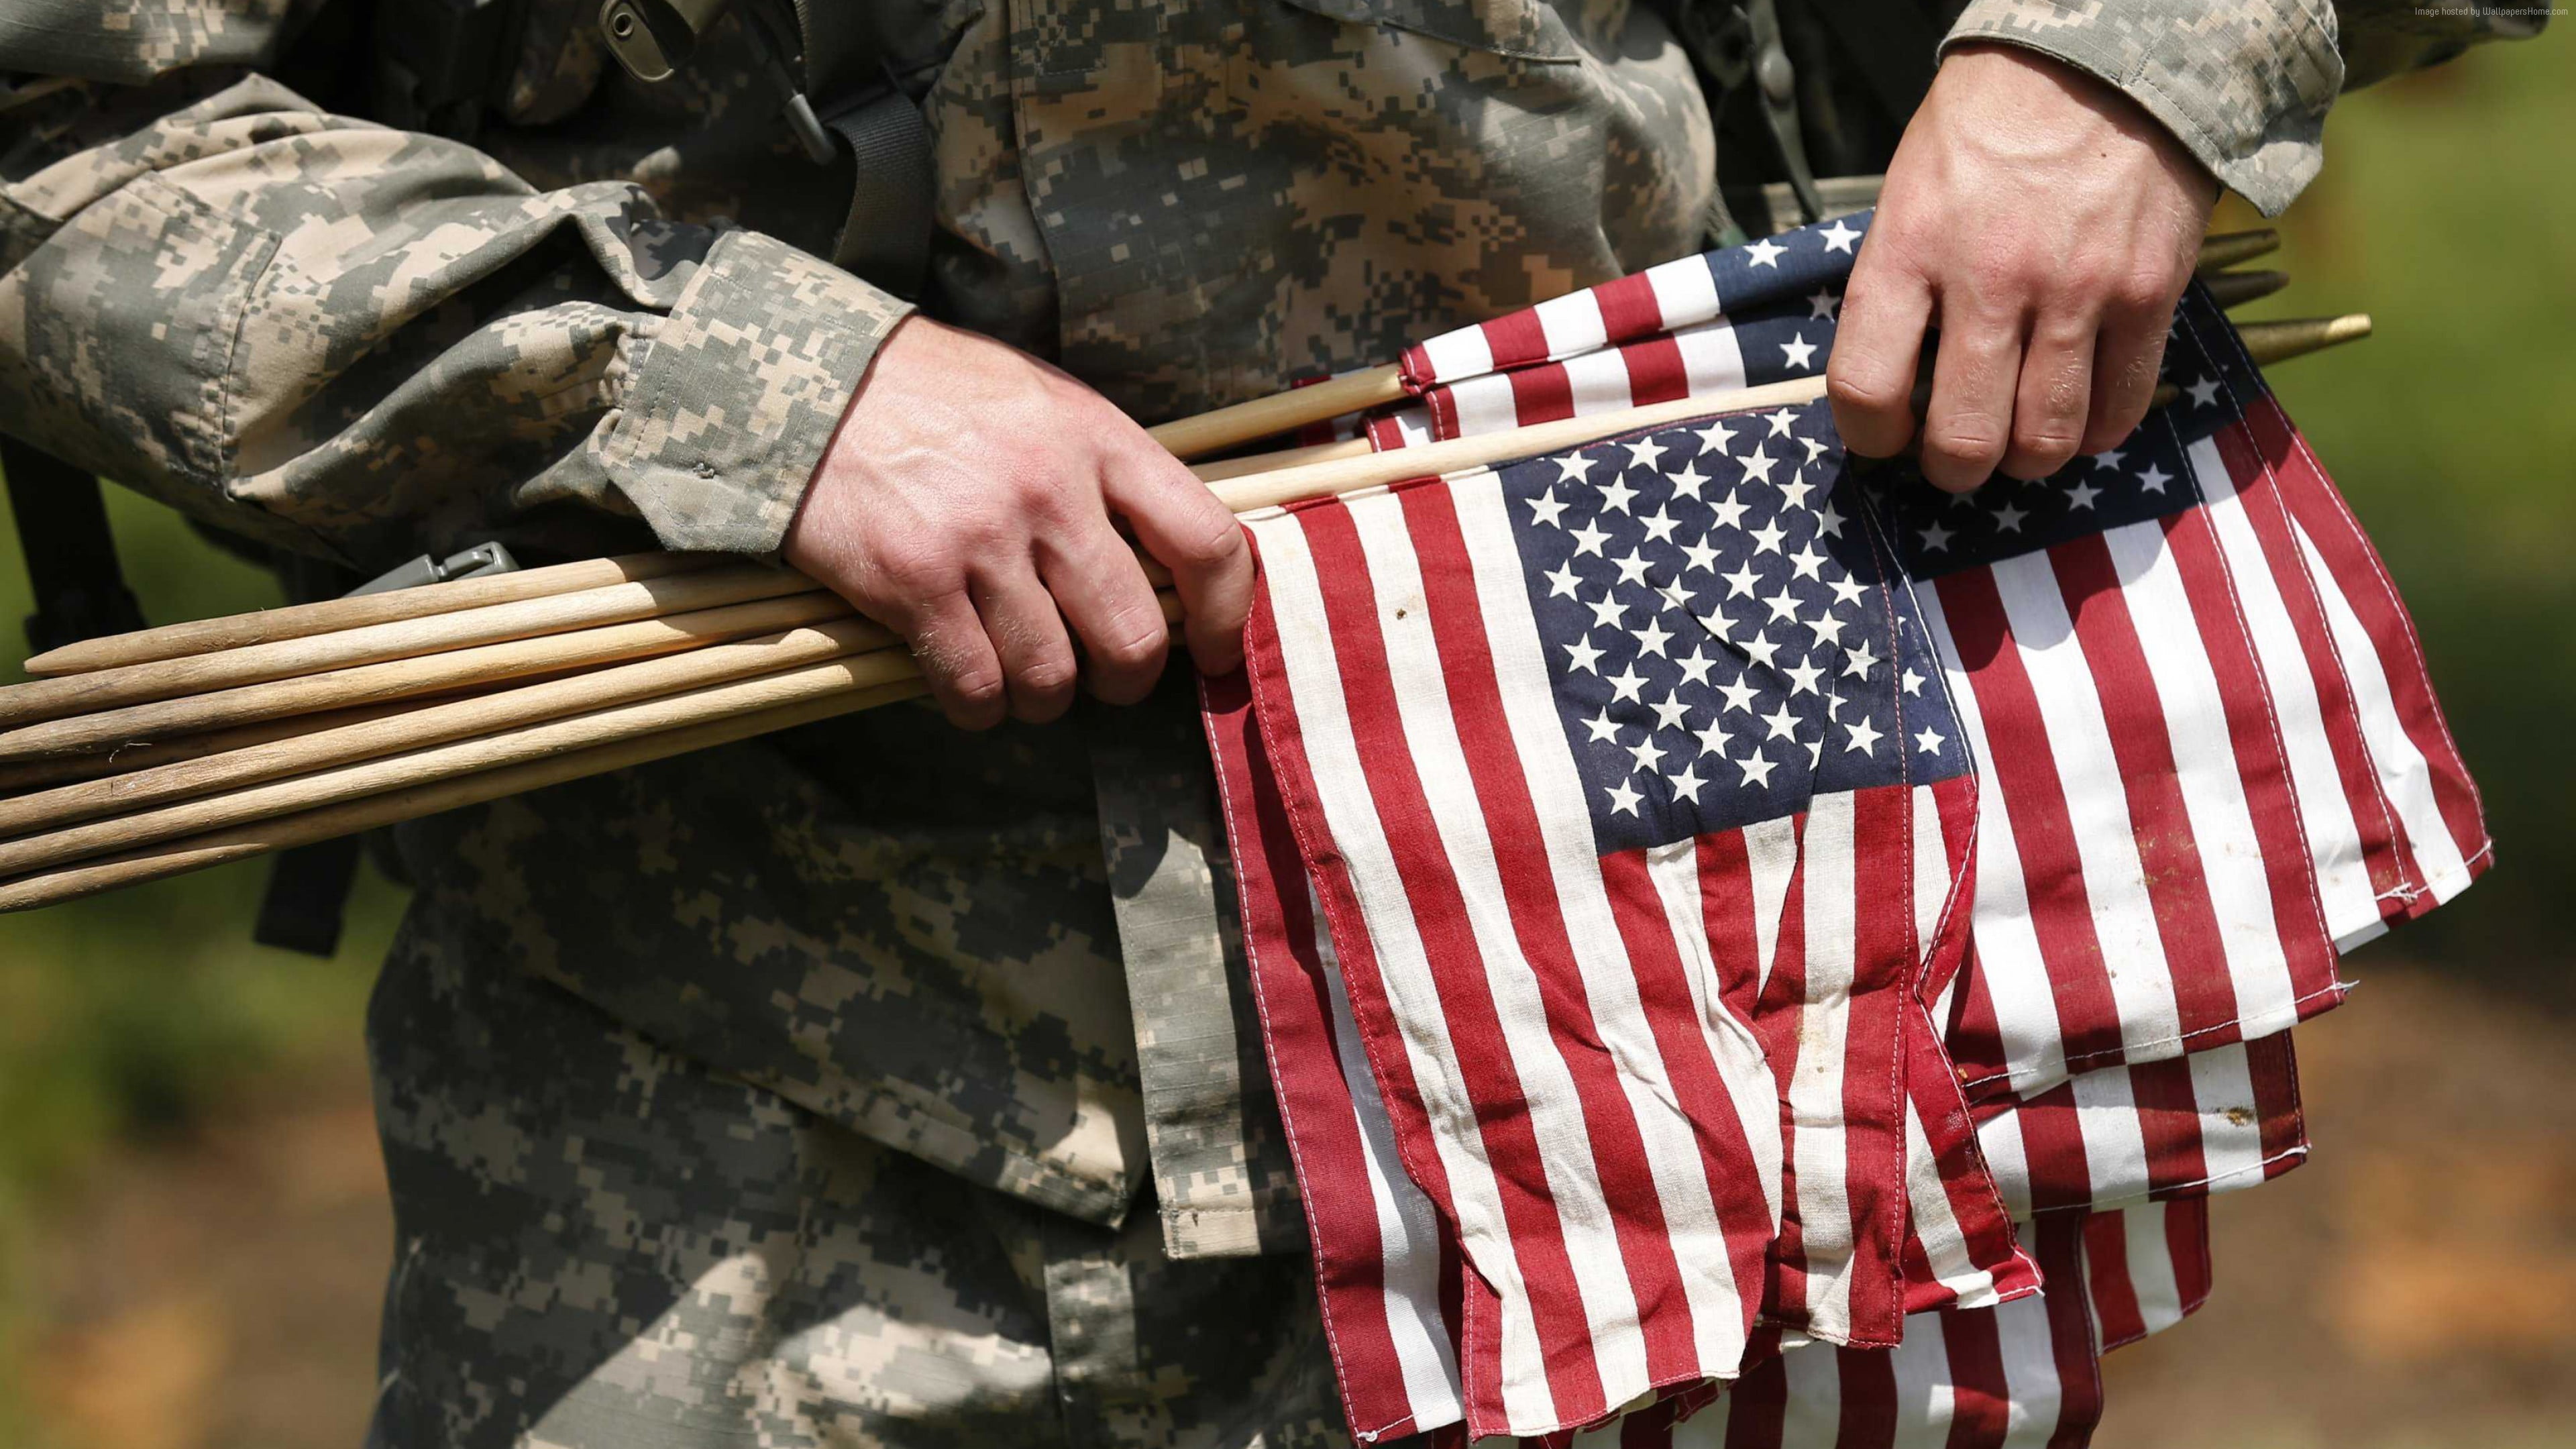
[601,229,912,556]
[1941,0,2345,216]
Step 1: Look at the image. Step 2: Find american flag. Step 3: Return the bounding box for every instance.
[1201,213,2487,1445]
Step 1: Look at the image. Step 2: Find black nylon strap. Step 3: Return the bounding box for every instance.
[825,87,938,300]
[2,436,143,656]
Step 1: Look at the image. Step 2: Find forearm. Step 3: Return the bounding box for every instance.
[0,74,907,571]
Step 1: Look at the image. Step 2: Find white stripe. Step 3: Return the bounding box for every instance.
[1314,896,1464,1427]
[1992,1234,2067,1449]
[1904,1106,2000,1307]
[1645,253,1724,332]
[1919,585,2068,1095]
[1890,1311,1961,1449]
[1746,816,1799,992]
[1977,1101,2034,1221]
[2188,436,2381,945]
[1383,405,1436,449]
[2099,519,2302,1035]
[1646,840,1786,1230]
[1417,325,1494,386]
[1778,1337,1843,1449]
[1342,490,1656,1409]
[1534,288,1610,360]
[1988,550,2188,1061]
[1249,515,1558,1428]
[1674,319,1750,396]
[1791,791,1860,1339]
[2065,1061,2149,1209]
[1562,346,1635,417]
[2116,1203,2189,1334]
[1444,374,1526,440]
[2184,1042,2270,1191]
[1447,475,1759,1383]
[2293,521,2475,902]
[1911,782,1952,971]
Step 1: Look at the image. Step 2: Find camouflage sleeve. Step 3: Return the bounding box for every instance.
[1938,1,2544,217]
[0,72,908,571]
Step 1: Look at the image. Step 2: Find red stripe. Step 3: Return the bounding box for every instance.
[1507,362,1578,429]
[1835,1343,1901,1449]
[2155,505,2341,1003]
[1752,815,1813,1327]
[1933,570,2129,1071]
[2125,1052,2212,1199]
[2161,1197,2213,1314]
[1843,786,1916,1344]
[1483,308,1552,373]
[2002,1079,2092,1214]
[2049,533,2244,1044]
[2245,1030,2306,1173]
[1594,272,1668,343]
[2081,1212,2148,1348]
[1901,1000,2039,1313]
[1695,830,1767,1032]
[1919,774,1978,1006]
[1395,486,1714,1401]
[2211,422,2414,925]
[1938,1306,2012,1449]
[2033,1216,2104,1449]
[1271,502,1608,1424]
[1621,335,1693,407]
[2247,392,2490,888]
[1722,1348,1789,1449]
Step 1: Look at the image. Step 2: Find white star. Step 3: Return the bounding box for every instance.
[1815,500,1845,539]
[1676,648,1716,688]
[1656,580,1694,613]
[1556,453,1598,484]
[1717,676,1761,715]
[1764,409,1801,439]
[1736,751,1779,788]
[1597,474,1638,515]
[1640,506,1681,545]
[1917,520,1954,552]
[1612,550,1652,587]
[1694,714,1733,757]
[1913,726,1947,755]
[1632,616,1674,659]
[1695,419,1737,456]
[1740,631,1782,670]
[1627,734,1668,774]
[1809,287,1841,322]
[1800,436,1831,466]
[1783,658,1825,696]
[1669,463,1710,501]
[1525,486,1570,528]
[1711,490,1752,531]
[1745,236,1786,268]
[1827,575,1869,609]
[2065,478,2103,511]
[1582,708,1622,744]
[1806,737,1824,769]
[1649,690,1691,731]
[1697,608,1739,643]
[1818,217,1862,254]
[1585,590,1628,630]
[1564,636,1605,674]
[1788,543,1827,581]
[1779,472,1815,511]
[2186,375,2222,408]
[1680,535,1719,574]
[2138,462,2172,494]
[1721,561,1761,599]
[1841,640,1880,679]
[2090,448,2125,470]
[1570,520,1611,557]
[1805,612,1847,649]
[1900,667,1925,698]
[1605,779,1644,816]
[1750,518,1788,555]
[1780,333,1817,371]
[1544,560,1581,598]
[1623,436,1668,471]
[1762,702,1801,741]
[1991,500,2029,533]
[1607,665,1649,704]
[1740,445,1779,486]
[1844,717,1884,757]
[1762,586,1804,625]
[1667,764,1707,804]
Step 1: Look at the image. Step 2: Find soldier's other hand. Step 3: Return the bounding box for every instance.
[784,317,1254,729]
[1829,43,2220,492]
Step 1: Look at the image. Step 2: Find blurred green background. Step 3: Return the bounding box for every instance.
[1,38,2570,1449]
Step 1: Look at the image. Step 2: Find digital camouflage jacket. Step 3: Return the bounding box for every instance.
[0,3,2539,1445]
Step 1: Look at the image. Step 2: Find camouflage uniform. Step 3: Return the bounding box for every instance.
[0,3,2538,1445]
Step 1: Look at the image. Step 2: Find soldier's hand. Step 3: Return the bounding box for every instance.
[1829,43,2220,492]
[784,317,1254,729]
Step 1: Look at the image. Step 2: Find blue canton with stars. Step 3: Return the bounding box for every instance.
[1499,404,1966,855]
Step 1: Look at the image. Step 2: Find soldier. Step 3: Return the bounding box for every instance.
[0,2,2540,1446]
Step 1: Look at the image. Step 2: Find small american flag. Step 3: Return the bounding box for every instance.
[1201,213,2487,1445]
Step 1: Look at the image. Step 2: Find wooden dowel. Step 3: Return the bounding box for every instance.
[0,616,904,842]
[2201,269,2289,310]
[1192,436,1373,483]
[2239,313,2371,362]
[0,589,862,762]
[0,564,824,731]
[19,551,719,678]
[2195,228,2279,274]
[0,682,928,913]
[1146,364,1405,462]
[0,698,449,796]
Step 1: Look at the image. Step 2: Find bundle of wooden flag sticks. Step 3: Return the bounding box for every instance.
[0,229,2359,912]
